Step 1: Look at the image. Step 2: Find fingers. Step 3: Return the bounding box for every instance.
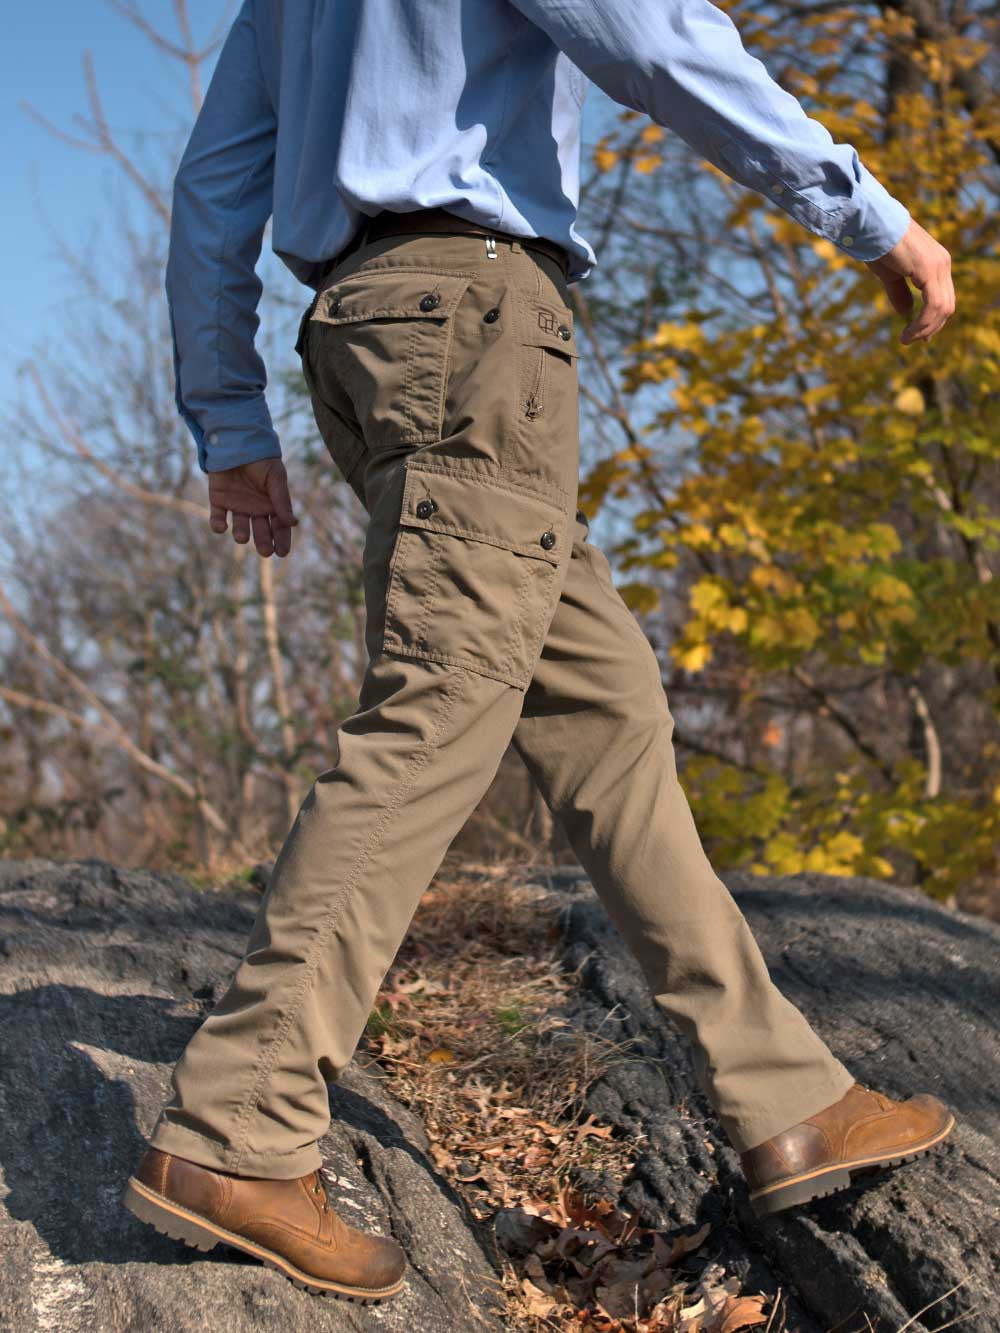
[251,514,274,558]
[271,516,294,559]
[879,272,915,319]
[267,470,299,530]
[206,459,299,558]
[901,267,956,345]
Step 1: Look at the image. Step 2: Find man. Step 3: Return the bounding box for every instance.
[122,0,957,1304]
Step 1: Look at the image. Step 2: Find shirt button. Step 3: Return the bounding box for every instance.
[419,293,441,312]
[416,498,437,519]
[540,530,556,550]
[841,234,855,247]
[557,325,572,341]
[328,295,342,315]
[771,183,785,195]
[483,307,501,323]
[207,432,219,445]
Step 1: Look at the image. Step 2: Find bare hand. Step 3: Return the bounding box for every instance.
[208,458,299,558]
[865,218,955,345]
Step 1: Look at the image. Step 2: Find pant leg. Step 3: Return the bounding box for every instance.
[149,232,583,1177]
[511,515,855,1153]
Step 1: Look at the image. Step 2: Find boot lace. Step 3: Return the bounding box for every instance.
[311,1165,335,1213]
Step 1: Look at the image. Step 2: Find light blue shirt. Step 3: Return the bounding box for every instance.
[168,0,911,473]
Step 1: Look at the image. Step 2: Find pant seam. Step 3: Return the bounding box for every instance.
[228,669,466,1172]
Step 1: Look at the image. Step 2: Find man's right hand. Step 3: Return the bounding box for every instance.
[208,458,299,558]
[865,218,955,345]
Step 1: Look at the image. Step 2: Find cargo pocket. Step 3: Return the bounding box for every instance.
[517,293,580,422]
[308,268,476,452]
[381,459,569,690]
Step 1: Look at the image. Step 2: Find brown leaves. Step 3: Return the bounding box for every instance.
[361,869,773,1331]
[496,1189,769,1332]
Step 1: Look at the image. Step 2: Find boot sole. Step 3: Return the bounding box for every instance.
[121,1177,405,1301]
[748,1113,955,1218]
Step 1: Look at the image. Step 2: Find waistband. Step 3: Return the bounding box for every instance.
[322,206,571,284]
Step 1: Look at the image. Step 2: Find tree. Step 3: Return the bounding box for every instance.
[573,0,1000,904]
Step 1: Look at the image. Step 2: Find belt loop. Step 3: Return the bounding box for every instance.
[510,240,524,254]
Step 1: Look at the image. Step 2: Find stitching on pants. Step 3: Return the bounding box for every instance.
[411,539,443,652]
[229,671,465,1170]
[401,457,573,508]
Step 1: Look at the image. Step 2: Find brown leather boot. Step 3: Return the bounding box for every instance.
[740,1082,955,1217]
[122,1147,406,1300]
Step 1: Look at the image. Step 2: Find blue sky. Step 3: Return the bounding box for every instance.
[0,3,232,410]
[1,3,607,422]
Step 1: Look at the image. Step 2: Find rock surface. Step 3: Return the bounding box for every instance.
[0,858,505,1332]
[525,866,1000,1333]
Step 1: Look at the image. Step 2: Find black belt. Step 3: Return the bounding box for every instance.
[322,206,571,283]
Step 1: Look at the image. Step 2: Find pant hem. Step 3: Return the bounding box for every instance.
[148,1117,324,1181]
[719,1064,857,1154]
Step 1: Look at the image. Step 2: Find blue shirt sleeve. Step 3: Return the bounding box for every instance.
[509,0,911,262]
[166,0,280,474]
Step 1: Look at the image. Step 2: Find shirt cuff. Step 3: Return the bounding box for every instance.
[177,393,282,473]
[828,161,912,262]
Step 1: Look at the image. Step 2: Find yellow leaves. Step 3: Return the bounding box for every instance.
[673,642,713,673]
[689,580,728,616]
[593,146,618,172]
[869,573,914,605]
[684,522,716,549]
[804,831,865,873]
[894,386,926,416]
[751,607,821,650]
[620,581,662,615]
[749,564,799,595]
[425,1046,455,1064]
[972,326,1000,357]
[764,829,866,876]
[634,154,664,174]
[640,124,665,143]
[651,321,707,351]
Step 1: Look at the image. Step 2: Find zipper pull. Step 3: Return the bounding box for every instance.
[485,236,497,260]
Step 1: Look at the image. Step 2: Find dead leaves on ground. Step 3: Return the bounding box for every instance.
[502,1185,768,1332]
[363,866,773,1332]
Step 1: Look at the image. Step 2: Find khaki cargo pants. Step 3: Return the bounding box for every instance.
[150,230,854,1177]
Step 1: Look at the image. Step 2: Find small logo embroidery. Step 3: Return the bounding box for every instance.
[537,308,560,335]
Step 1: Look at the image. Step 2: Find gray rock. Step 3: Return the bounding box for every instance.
[0,858,505,1332]
[524,866,1000,1333]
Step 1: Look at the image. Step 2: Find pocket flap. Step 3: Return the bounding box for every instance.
[312,270,475,326]
[519,295,580,358]
[398,460,567,566]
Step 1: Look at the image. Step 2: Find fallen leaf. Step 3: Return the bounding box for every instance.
[426,1046,455,1063]
[718,1294,769,1332]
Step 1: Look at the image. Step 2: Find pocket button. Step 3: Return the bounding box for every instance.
[483,307,501,323]
[419,293,441,312]
[557,325,572,341]
[416,498,437,519]
[328,295,342,315]
[540,530,556,550]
